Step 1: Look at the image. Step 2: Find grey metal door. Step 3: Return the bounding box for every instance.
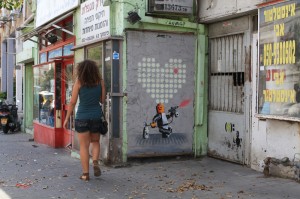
[126,31,195,157]
[208,32,249,164]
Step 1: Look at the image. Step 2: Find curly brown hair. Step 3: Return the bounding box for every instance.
[76,59,102,87]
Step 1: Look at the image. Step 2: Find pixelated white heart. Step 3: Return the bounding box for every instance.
[137,58,187,104]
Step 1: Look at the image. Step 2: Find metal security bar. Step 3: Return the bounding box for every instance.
[209,33,245,113]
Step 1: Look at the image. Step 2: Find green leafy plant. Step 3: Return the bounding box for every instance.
[0,0,23,10]
[0,92,7,100]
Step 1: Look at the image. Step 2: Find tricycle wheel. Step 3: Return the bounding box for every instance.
[143,127,149,139]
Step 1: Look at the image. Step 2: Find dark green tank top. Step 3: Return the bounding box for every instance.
[76,84,102,119]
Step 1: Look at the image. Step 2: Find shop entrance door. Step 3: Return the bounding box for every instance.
[51,58,74,147]
[61,60,74,147]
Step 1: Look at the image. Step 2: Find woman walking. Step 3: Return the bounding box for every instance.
[63,59,106,181]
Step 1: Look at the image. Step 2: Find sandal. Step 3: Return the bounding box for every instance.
[79,173,90,181]
[93,160,101,177]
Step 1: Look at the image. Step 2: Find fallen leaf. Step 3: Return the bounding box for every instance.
[16,183,30,189]
[172,180,211,193]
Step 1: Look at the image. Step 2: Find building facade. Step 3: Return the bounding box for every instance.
[199,0,300,179]
[16,0,208,164]
[199,0,262,166]
[17,0,77,148]
[16,0,36,134]
[0,7,23,108]
[12,0,300,180]
[73,0,207,163]
[255,0,300,179]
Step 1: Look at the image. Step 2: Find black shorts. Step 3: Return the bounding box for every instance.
[74,119,102,133]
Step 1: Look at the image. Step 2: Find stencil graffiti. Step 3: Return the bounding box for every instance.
[143,99,191,139]
[225,122,235,132]
[233,131,242,148]
[137,57,187,104]
[225,122,242,148]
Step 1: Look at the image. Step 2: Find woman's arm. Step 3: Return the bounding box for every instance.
[63,79,80,128]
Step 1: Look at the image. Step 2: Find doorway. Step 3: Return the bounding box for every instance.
[61,60,74,147]
[207,16,252,164]
[126,31,195,156]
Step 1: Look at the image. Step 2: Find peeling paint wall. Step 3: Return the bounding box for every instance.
[251,33,267,171]
[251,0,300,180]
[208,112,245,163]
[252,119,300,172]
[266,120,300,159]
[251,30,300,176]
[251,119,267,171]
[199,0,300,179]
[199,0,264,23]
[126,31,195,156]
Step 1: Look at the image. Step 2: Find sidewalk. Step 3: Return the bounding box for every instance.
[0,131,299,199]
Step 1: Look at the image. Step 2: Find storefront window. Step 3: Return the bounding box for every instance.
[63,43,74,56]
[65,64,73,104]
[40,52,47,63]
[87,45,102,67]
[48,48,63,60]
[87,44,104,79]
[86,42,112,121]
[86,43,111,93]
[33,63,55,127]
[258,0,300,119]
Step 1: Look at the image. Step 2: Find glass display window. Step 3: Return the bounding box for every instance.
[258,0,300,120]
[86,42,111,93]
[33,63,55,127]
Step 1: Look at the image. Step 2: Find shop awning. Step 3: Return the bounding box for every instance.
[19,10,75,41]
[71,36,124,51]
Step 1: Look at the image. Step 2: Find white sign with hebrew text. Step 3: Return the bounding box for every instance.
[80,0,110,44]
[36,0,79,27]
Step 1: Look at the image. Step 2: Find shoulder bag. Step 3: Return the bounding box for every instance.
[99,103,108,135]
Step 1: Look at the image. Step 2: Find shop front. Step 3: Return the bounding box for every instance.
[20,0,80,148]
[72,0,207,163]
[71,40,118,160]
[33,57,75,148]
[249,0,300,178]
[31,11,76,147]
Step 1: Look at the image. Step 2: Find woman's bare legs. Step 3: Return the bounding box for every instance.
[78,132,91,175]
[90,133,100,161]
[91,133,101,176]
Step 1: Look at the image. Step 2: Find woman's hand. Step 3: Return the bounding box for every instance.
[63,119,68,129]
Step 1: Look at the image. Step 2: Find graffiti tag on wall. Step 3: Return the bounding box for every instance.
[225,122,242,148]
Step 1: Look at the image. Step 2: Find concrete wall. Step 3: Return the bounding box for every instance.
[199,0,300,180]
[199,0,264,23]
[252,118,300,172]
[251,66,300,173]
